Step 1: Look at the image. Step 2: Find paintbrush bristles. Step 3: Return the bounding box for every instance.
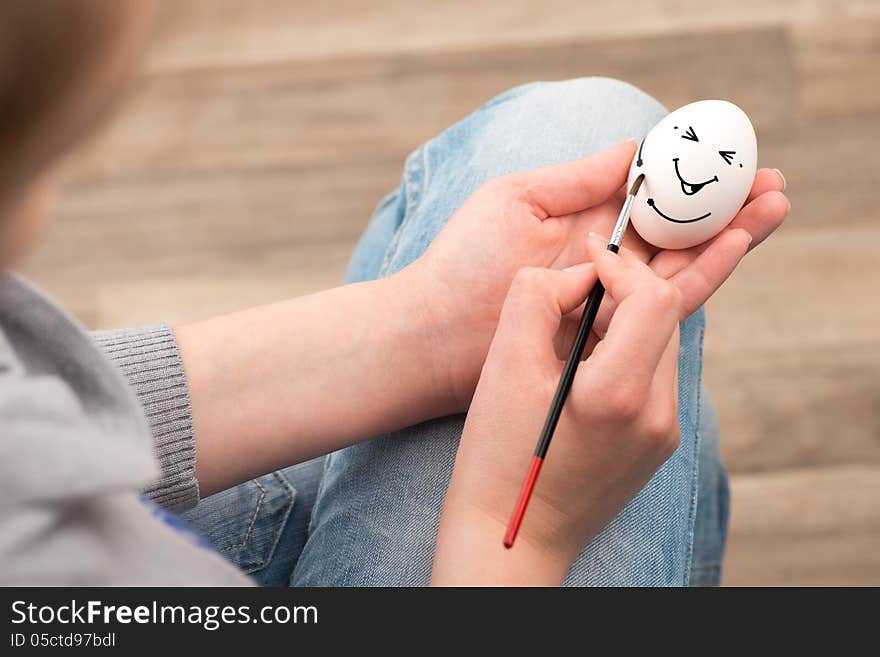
[629,173,645,197]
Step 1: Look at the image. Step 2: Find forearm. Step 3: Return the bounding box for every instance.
[175,264,457,496]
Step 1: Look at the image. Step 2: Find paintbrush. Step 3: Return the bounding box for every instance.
[504,172,646,549]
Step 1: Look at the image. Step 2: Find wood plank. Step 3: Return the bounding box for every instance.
[756,109,880,231]
[145,0,830,73]
[64,28,795,186]
[706,224,880,356]
[27,161,400,275]
[705,224,880,473]
[20,158,389,327]
[706,343,880,474]
[792,17,880,118]
[723,467,880,585]
[24,239,354,330]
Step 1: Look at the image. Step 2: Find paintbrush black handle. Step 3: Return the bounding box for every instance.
[534,243,618,459]
[506,179,639,548]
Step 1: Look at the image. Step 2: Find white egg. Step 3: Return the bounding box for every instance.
[627,99,757,250]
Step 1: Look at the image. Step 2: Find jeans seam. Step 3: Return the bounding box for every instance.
[681,312,705,586]
[259,471,298,571]
[378,144,425,277]
[219,479,266,555]
[305,454,333,538]
[338,459,364,587]
[689,565,721,587]
[220,474,297,573]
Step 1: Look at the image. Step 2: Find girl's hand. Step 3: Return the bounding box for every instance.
[404,140,788,413]
[431,228,752,586]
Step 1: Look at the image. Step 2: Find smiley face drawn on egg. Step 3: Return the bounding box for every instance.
[626,99,757,250]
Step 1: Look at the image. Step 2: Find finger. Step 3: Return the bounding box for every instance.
[576,247,680,389]
[670,227,752,318]
[596,181,785,330]
[649,188,789,281]
[727,189,790,250]
[584,231,645,266]
[746,168,786,203]
[649,324,679,412]
[554,201,655,265]
[500,265,599,352]
[642,324,681,440]
[515,139,637,218]
[585,169,785,278]
[584,237,658,299]
[554,303,604,361]
[647,247,695,281]
[562,232,652,336]
[581,235,658,339]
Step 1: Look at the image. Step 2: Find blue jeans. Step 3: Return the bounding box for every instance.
[183,77,729,586]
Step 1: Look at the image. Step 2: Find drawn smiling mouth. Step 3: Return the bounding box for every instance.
[673,158,718,196]
[647,198,711,224]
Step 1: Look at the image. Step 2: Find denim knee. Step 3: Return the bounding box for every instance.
[381,77,669,278]
[461,76,668,171]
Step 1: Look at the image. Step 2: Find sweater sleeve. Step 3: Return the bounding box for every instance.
[91,324,199,513]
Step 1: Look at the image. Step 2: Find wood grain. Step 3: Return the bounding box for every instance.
[63,27,795,187]
[792,17,880,118]
[723,467,880,585]
[704,224,880,473]
[144,0,856,73]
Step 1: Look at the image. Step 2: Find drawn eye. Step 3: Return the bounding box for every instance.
[719,150,736,165]
[681,126,699,142]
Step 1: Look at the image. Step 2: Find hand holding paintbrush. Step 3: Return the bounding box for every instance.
[432,226,753,584]
[504,173,644,548]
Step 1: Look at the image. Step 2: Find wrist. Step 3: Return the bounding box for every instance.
[385,260,471,414]
[432,495,576,586]
[391,258,490,413]
[378,266,462,418]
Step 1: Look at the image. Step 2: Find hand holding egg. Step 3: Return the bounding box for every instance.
[627,99,758,250]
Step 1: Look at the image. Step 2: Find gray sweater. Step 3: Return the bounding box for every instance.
[0,274,251,585]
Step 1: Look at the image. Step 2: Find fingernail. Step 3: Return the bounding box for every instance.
[744,230,754,245]
[772,168,787,192]
[587,231,608,242]
[786,198,792,214]
[625,137,637,146]
[564,262,592,273]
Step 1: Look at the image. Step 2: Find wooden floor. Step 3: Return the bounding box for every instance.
[21,1,880,585]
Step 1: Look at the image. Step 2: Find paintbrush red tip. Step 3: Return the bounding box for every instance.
[503,455,544,549]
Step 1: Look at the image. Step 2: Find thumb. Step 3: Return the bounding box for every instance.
[498,264,598,356]
[516,139,637,218]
